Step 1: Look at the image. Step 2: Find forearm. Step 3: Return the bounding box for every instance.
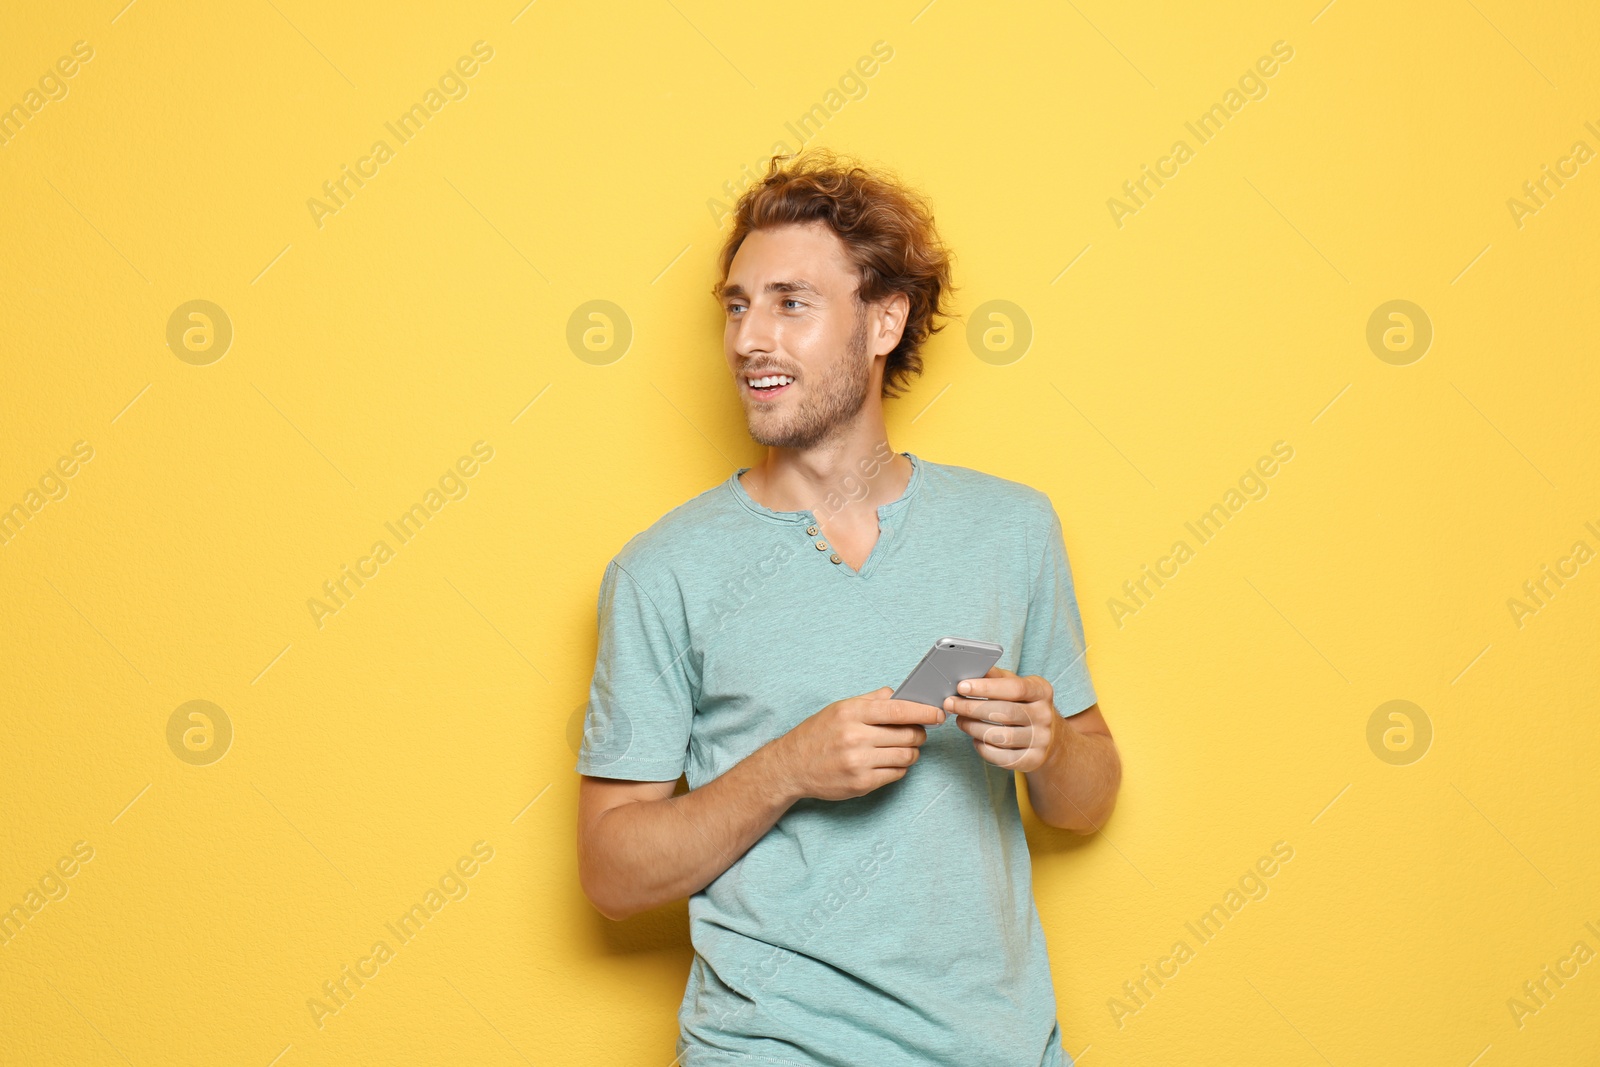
[581,739,801,920]
[1024,717,1121,832]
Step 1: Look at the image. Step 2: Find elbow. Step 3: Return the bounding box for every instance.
[577,808,636,921]
[576,806,668,921]
[1056,751,1122,834]
[1042,809,1105,834]
[578,843,658,922]
[1073,761,1122,834]
[1067,807,1112,835]
[579,870,635,922]
[589,893,634,923]
[1053,800,1115,835]
[578,857,641,922]
[577,844,619,922]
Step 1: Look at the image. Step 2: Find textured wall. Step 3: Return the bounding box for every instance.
[1,1,1596,1064]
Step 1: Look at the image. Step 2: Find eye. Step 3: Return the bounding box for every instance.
[783,298,805,310]
[725,301,746,315]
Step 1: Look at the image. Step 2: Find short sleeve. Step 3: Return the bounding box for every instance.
[1017,501,1098,717]
[576,559,694,780]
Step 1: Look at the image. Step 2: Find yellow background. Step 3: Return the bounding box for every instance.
[2,1,1597,1063]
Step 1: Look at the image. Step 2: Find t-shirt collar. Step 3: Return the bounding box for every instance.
[726,452,923,525]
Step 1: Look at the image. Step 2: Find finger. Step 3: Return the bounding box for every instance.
[862,699,947,725]
[956,669,1043,703]
[869,724,928,747]
[872,746,921,768]
[953,717,1035,749]
[943,697,1028,726]
[969,737,1032,770]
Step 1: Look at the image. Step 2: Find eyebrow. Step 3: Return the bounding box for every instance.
[716,279,823,301]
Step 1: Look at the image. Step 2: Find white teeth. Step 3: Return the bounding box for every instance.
[747,375,795,389]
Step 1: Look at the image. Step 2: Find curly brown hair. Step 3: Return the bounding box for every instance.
[713,149,956,399]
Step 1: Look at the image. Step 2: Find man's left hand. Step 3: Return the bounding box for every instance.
[943,667,1065,773]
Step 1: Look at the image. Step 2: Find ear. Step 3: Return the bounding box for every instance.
[872,293,910,358]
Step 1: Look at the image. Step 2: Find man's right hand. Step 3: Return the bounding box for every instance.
[774,687,946,802]
[580,688,944,920]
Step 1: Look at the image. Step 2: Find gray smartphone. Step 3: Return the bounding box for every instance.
[893,637,1003,718]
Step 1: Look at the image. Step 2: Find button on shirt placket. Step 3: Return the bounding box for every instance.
[805,522,843,565]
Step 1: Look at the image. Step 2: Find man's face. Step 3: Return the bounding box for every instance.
[720,221,875,450]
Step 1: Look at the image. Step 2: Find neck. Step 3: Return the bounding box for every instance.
[741,412,911,517]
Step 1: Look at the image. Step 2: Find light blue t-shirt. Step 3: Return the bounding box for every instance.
[577,452,1097,1067]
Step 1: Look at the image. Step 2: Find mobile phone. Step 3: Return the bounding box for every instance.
[893,637,1003,717]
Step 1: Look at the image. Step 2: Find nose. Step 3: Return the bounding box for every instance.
[730,304,776,361]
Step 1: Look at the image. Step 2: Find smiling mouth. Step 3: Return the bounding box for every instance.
[744,373,796,400]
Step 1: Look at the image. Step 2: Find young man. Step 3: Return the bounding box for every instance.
[575,151,1121,1067]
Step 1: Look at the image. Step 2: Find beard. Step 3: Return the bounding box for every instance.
[746,304,871,451]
